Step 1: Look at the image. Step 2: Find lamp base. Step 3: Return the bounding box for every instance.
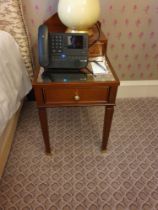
[65,28,94,36]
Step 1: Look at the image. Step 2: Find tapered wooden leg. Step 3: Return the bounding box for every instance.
[38,108,51,154]
[102,105,114,151]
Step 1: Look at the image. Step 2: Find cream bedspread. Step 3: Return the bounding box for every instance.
[0,31,31,136]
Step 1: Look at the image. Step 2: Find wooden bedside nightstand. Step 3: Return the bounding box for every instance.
[32,14,120,154]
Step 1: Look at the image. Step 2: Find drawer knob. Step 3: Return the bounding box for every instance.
[74,95,80,101]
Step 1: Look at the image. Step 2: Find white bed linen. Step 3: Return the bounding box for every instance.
[0,31,32,136]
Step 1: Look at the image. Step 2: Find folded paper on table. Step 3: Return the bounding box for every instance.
[91,61,108,75]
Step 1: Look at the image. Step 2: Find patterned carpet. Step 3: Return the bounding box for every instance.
[0,98,158,210]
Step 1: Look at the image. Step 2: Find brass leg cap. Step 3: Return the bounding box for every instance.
[45,151,52,156]
[101,149,107,154]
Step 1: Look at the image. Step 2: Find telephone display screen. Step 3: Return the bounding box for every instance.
[67,35,83,49]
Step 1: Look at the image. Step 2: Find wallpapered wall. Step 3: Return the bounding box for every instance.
[22,0,158,80]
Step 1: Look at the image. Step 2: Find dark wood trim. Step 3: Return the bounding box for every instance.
[38,108,51,154]
[102,105,114,150]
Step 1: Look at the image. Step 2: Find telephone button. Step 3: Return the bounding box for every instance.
[61,54,66,59]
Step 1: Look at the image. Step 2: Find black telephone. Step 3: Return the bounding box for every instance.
[38,25,88,72]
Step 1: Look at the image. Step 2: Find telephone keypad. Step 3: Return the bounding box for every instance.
[51,35,63,54]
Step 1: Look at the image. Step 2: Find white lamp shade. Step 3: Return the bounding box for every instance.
[58,0,100,31]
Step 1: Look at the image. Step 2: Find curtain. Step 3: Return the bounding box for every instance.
[0,0,34,79]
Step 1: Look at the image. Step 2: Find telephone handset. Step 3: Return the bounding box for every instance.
[38,25,49,67]
[38,24,88,71]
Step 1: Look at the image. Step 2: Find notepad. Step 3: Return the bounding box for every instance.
[91,61,108,75]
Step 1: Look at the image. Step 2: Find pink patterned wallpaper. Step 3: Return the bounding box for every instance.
[100,0,158,80]
[22,0,158,80]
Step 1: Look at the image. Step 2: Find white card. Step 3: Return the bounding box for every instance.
[91,61,108,74]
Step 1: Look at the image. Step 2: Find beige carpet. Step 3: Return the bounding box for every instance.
[0,98,158,210]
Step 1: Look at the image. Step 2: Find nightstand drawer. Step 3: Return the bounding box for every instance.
[42,86,109,105]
